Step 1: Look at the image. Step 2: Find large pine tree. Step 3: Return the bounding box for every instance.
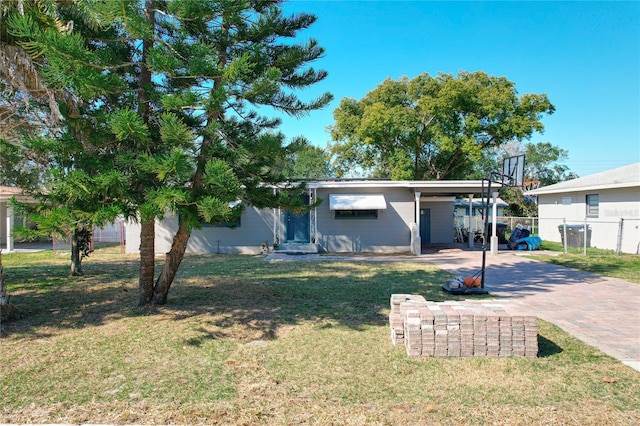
[5,1,332,306]
[1,0,109,317]
[139,0,332,305]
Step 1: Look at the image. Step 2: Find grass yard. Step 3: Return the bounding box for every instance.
[1,251,639,425]
[532,241,640,284]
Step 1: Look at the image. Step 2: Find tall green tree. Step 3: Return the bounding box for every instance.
[0,0,104,317]
[282,139,334,179]
[137,0,332,305]
[3,0,135,277]
[330,71,555,180]
[9,1,332,306]
[474,140,577,216]
[523,141,577,186]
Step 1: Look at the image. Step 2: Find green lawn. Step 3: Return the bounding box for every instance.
[533,241,640,284]
[1,251,639,425]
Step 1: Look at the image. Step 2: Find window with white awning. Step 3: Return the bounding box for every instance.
[329,194,387,210]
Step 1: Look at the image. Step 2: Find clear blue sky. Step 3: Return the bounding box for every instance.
[273,0,640,178]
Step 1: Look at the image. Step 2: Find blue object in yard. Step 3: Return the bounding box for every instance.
[512,236,542,250]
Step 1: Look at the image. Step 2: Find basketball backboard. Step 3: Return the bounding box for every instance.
[501,154,525,187]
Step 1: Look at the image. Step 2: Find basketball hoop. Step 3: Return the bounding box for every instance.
[444,154,527,295]
[501,154,525,187]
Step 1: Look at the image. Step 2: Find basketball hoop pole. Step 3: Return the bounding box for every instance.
[480,154,525,289]
[442,154,524,295]
[480,176,491,289]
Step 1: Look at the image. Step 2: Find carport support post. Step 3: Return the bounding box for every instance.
[616,218,624,255]
[413,191,421,254]
[490,192,499,255]
[583,218,588,255]
[468,193,474,249]
[5,206,13,253]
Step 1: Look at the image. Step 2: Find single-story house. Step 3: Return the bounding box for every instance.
[453,196,509,234]
[125,179,496,255]
[1,186,125,252]
[0,185,35,252]
[454,197,508,218]
[526,163,640,254]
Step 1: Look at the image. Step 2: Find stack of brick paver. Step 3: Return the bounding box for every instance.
[389,295,538,358]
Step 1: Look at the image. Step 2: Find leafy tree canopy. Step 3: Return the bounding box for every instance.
[330,71,555,180]
[473,140,577,217]
[281,138,334,179]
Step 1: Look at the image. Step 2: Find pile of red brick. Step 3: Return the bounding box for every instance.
[390,294,538,358]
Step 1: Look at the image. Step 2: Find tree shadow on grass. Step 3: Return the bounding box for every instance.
[160,256,478,344]
[2,254,466,342]
[1,257,141,338]
[537,334,564,358]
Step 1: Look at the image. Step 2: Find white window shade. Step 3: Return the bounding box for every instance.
[329,194,387,210]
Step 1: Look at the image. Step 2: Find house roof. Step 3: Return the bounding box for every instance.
[526,163,640,196]
[454,197,509,208]
[0,185,36,202]
[305,179,499,196]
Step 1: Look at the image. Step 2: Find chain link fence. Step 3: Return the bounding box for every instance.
[455,215,539,242]
[53,222,126,255]
[455,215,639,255]
[538,217,639,255]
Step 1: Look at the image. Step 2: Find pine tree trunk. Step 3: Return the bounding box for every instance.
[0,252,5,304]
[137,0,156,307]
[0,250,20,322]
[138,219,155,306]
[70,229,83,276]
[152,220,190,305]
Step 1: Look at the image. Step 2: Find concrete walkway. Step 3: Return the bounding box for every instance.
[416,248,640,372]
[267,248,640,372]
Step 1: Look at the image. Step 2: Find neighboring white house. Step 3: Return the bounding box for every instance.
[454,197,508,218]
[1,186,125,252]
[0,186,35,252]
[526,163,640,254]
[126,180,495,255]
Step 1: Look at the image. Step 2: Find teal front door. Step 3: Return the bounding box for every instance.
[286,195,310,243]
[420,208,431,244]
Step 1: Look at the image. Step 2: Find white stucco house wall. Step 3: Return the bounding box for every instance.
[527,163,640,254]
[125,179,494,255]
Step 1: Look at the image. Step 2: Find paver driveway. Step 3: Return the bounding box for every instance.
[419,248,640,372]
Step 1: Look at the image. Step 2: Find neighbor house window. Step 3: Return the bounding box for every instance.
[562,197,572,205]
[586,194,599,217]
[335,209,378,219]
